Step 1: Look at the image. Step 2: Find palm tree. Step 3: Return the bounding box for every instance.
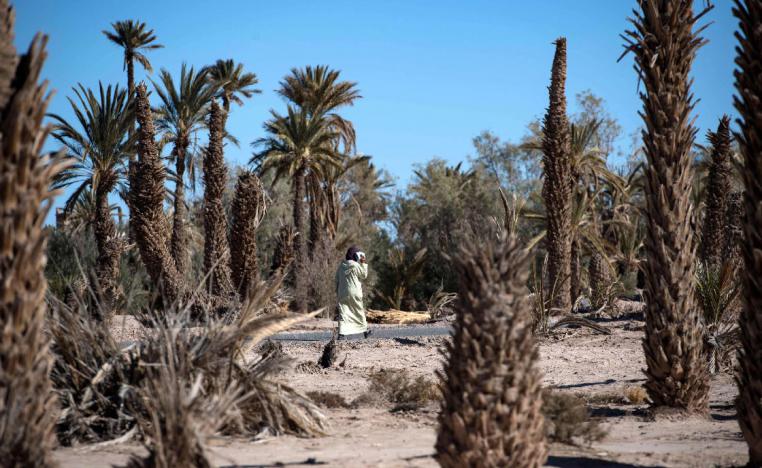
[252,106,342,311]
[50,83,134,310]
[278,65,361,153]
[0,9,62,463]
[153,64,217,274]
[733,0,762,463]
[622,0,711,412]
[540,38,573,313]
[102,20,162,102]
[205,59,260,113]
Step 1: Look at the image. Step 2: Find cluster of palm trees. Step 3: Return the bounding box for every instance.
[50,20,361,314]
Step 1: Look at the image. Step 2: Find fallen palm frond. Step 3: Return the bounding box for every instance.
[550,316,611,336]
[49,272,327,450]
[426,286,457,320]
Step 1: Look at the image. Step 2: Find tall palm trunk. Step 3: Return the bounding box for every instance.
[701,116,732,267]
[203,100,232,297]
[733,0,762,464]
[131,83,183,305]
[292,166,308,311]
[308,187,323,258]
[171,134,189,274]
[570,239,580,305]
[624,0,710,412]
[126,54,136,245]
[230,171,265,300]
[93,184,124,312]
[0,13,61,465]
[436,233,546,467]
[541,38,573,314]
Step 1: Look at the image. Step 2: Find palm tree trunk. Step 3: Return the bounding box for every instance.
[733,0,762,463]
[94,185,124,313]
[203,100,232,297]
[131,83,184,306]
[293,166,308,312]
[570,239,580,306]
[436,234,547,467]
[308,189,323,259]
[0,19,60,465]
[126,55,136,246]
[171,135,189,274]
[230,171,265,301]
[625,0,710,412]
[541,38,573,314]
[700,116,732,268]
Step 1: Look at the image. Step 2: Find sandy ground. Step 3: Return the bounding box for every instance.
[56,305,749,467]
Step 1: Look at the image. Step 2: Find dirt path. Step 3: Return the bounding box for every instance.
[57,311,748,467]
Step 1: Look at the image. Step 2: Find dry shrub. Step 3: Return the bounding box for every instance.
[306,391,350,409]
[579,386,648,406]
[625,386,648,405]
[303,235,341,313]
[542,390,606,445]
[355,369,438,411]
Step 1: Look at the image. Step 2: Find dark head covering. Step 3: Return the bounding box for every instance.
[345,245,361,261]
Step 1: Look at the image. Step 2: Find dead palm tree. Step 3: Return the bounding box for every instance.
[622,0,711,412]
[437,233,546,467]
[733,0,762,463]
[252,106,342,311]
[541,38,573,314]
[700,116,733,267]
[229,170,266,300]
[205,58,260,113]
[50,82,134,311]
[153,64,216,274]
[0,5,66,463]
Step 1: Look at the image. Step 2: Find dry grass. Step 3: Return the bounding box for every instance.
[306,391,351,409]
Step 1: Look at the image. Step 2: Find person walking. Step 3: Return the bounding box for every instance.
[335,246,371,339]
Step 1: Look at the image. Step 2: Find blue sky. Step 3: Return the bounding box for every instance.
[15,0,737,216]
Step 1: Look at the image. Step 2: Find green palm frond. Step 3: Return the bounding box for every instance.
[102,20,163,72]
[49,82,134,210]
[204,59,261,110]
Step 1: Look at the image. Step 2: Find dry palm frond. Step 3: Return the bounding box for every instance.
[436,233,546,467]
[622,0,711,413]
[0,3,68,464]
[202,99,233,298]
[426,285,457,320]
[733,0,762,463]
[550,316,611,336]
[230,170,266,301]
[541,37,574,314]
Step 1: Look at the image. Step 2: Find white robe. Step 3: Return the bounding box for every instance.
[335,260,369,335]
